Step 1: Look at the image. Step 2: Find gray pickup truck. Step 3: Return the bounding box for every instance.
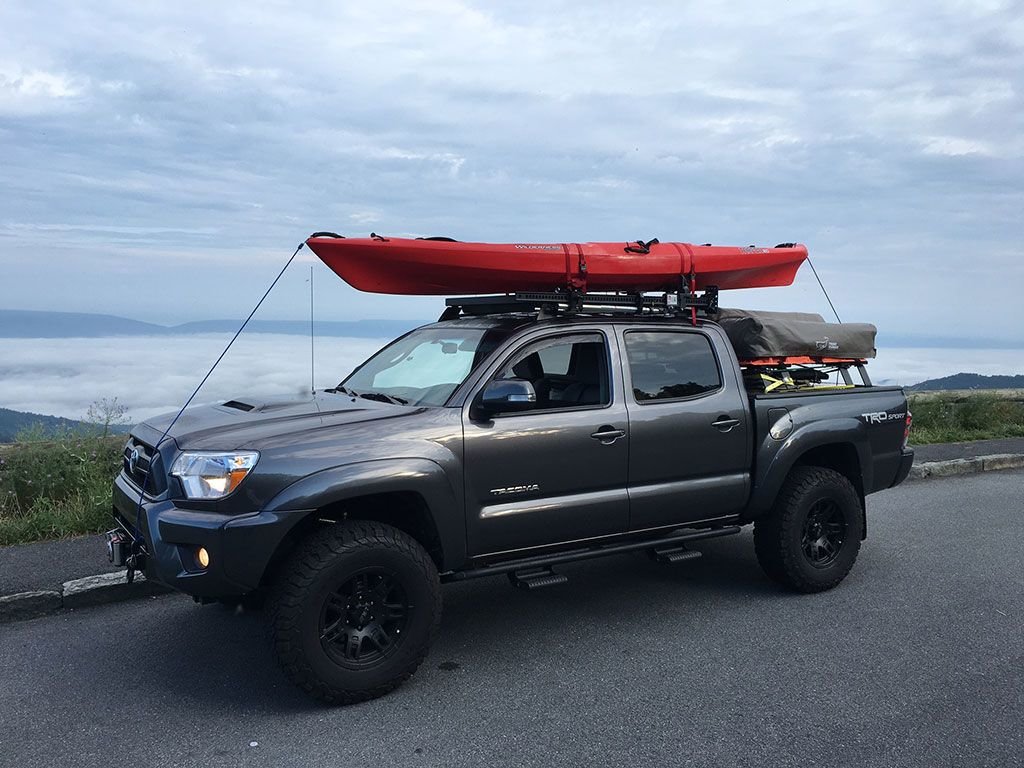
[109,302,913,704]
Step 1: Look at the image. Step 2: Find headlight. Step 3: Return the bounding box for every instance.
[170,451,259,499]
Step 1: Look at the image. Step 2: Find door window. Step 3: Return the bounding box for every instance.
[494,333,610,410]
[624,331,721,402]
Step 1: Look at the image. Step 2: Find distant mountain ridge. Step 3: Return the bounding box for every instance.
[908,373,1024,391]
[1,308,1021,348]
[0,408,89,442]
[0,309,419,339]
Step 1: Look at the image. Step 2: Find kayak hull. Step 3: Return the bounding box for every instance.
[306,237,807,295]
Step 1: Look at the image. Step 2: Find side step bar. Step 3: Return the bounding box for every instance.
[508,567,569,590]
[650,545,702,564]
[445,525,741,583]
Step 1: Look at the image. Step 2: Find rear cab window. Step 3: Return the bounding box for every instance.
[623,330,722,402]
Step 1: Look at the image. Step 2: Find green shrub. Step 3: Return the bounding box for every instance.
[0,427,123,545]
[909,393,1024,444]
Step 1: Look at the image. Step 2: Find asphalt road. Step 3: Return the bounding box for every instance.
[0,534,119,594]
[2,471,1022,768]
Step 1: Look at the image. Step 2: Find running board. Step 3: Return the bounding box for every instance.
[445,525,741,583]
[508,567,568,590]
[650,545,702,564]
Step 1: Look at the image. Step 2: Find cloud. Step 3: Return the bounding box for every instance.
[0,334,388,422]
[0,333,1021,422]
[0,0,1020,340]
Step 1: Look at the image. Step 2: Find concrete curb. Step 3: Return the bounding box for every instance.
[2,452,1022,623]
[908,453,1024,481]
[0,572,171,624]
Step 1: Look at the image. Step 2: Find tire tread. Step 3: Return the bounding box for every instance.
[754,466,862,593]
[267,520,441,705]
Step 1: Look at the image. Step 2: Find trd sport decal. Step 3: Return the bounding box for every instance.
[861,411,906,425]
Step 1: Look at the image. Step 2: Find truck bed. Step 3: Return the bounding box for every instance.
[746,385,912,513]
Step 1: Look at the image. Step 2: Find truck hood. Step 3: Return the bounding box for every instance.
[134,392,420,451]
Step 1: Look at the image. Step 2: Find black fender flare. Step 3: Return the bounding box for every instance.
[746,417,872,518]
[261,458,464,569]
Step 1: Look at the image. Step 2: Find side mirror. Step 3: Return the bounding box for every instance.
[475,378,537,418]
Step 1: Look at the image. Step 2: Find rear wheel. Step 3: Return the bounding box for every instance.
[754,466,863,593]
[268,520,441,704]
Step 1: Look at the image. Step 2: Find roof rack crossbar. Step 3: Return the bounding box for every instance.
[441,287,719,320]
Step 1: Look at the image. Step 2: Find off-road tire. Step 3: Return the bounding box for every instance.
[754,466,863,593]
[268,520,442,704]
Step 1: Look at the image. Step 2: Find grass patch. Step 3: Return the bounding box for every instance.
[909,392,1024,445]
[0,429,123,546]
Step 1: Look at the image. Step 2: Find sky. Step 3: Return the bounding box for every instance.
[1,0,1022,340]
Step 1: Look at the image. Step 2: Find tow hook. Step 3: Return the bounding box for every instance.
[105,530,131,566]
[106,530,146,583]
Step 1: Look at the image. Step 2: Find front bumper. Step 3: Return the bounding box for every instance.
[112,472,310,598]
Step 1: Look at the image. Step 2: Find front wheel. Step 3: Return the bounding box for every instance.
[754,466,863,593]
[268,520,442,704]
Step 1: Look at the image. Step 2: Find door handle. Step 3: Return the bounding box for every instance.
[711,416,741,432]
[591,426,626,444]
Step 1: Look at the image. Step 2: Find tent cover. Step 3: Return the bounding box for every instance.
[712,308,877,361]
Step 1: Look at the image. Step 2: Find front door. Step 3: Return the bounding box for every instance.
[463,330,630,556]
[620,327,750,530]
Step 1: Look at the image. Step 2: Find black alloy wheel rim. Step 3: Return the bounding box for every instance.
[319,568,412,668]
[801,499,847,568]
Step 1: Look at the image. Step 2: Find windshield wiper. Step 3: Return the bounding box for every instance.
[357,391,408,405]
[324,385,356,396]
[324,385,407,405]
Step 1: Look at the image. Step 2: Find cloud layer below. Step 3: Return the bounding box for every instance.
[0,333,1021,422]
[0,334,386,422]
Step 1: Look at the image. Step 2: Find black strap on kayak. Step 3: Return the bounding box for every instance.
[624,238,660,254]
[125,240,307,582]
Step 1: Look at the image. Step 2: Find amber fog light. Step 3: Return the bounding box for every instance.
[196,547,211,569]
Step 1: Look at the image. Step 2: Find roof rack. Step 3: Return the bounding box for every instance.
[439,286,719,322]
[741,359,873,391]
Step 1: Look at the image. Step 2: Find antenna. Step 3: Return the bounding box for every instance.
[309,264,315,394]
[127,239,306,572]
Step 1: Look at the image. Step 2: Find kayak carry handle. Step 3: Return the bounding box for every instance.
[624,238,660,254]
[309,232,344,239]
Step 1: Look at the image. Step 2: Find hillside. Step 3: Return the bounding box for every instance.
[0,309,166,337]
[0,408,89,442]
[0,309,419,339]
[908,373,1024,391]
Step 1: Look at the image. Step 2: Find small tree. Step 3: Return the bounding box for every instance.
[85,397,130,438]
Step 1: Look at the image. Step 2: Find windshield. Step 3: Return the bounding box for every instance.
[340,327,505,407]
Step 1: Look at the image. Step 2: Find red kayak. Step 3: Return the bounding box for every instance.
[306,235,807,295]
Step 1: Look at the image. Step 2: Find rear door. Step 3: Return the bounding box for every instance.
[619,326,750,529]
[462,328,630,556]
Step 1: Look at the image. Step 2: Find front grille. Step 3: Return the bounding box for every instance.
[122,437,167,495]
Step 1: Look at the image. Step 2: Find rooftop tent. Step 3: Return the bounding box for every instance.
[712,308,877,362]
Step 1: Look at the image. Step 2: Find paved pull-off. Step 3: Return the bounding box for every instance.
[1,470,1022,768]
